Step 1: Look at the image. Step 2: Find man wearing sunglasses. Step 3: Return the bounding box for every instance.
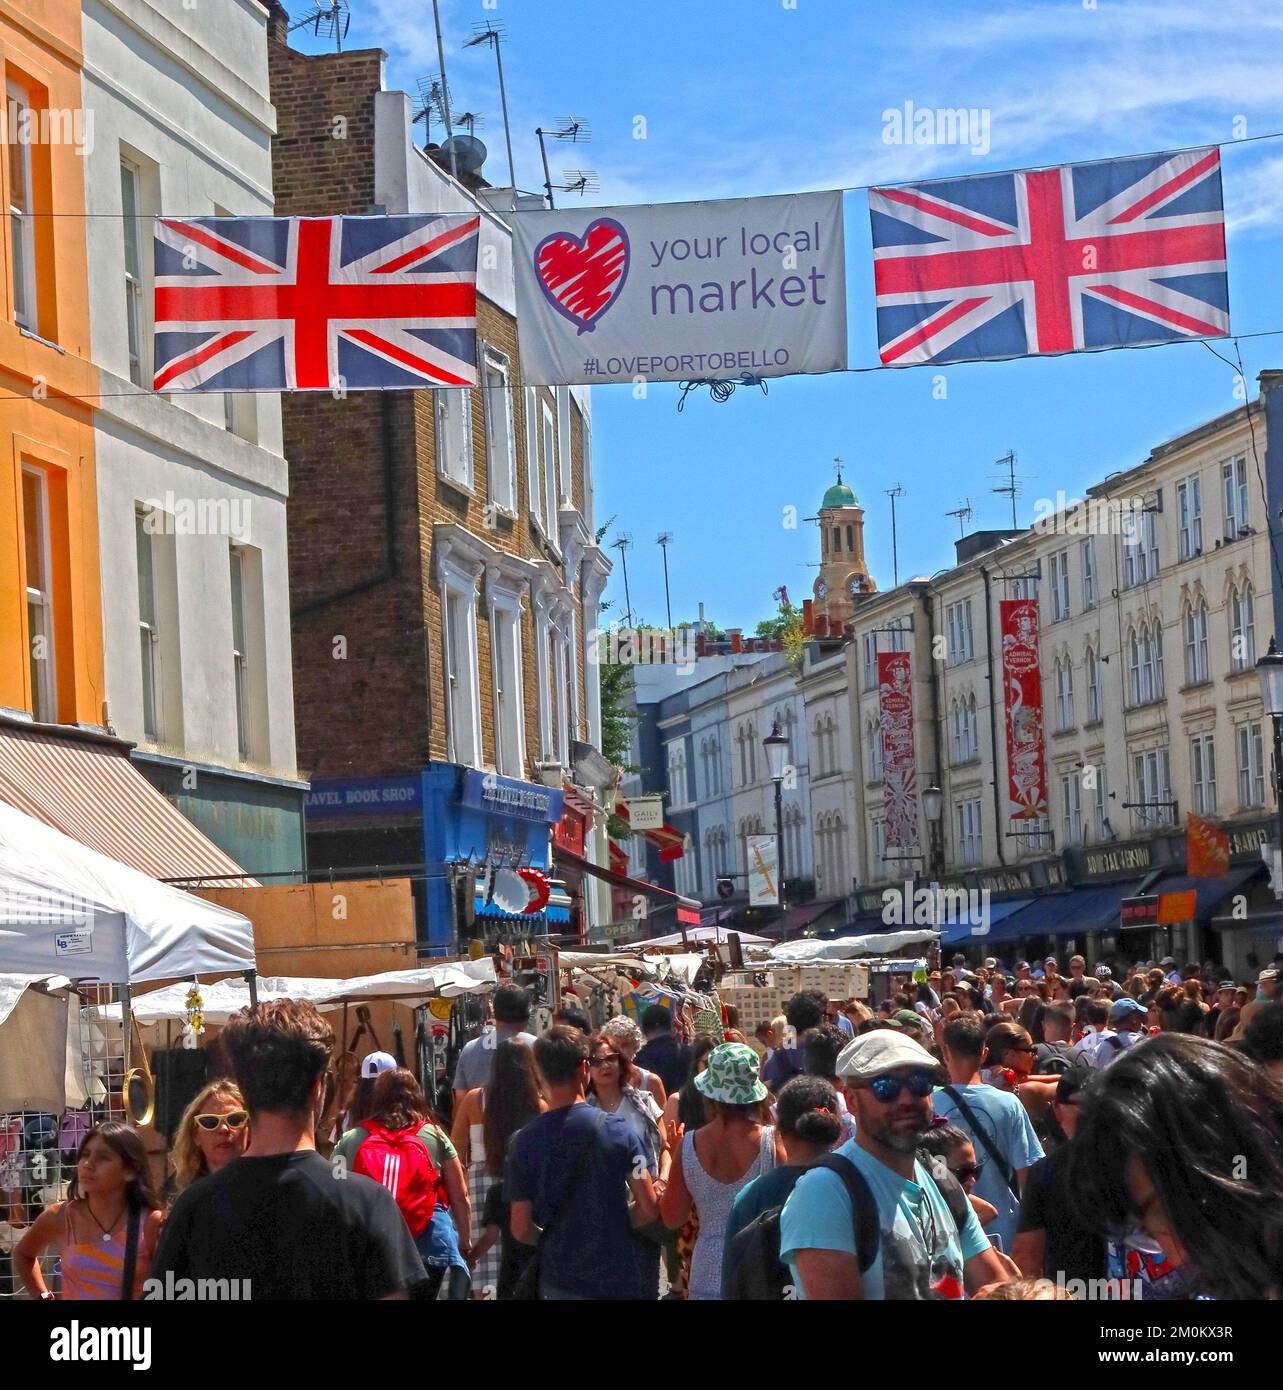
[779,1032,1007,1299]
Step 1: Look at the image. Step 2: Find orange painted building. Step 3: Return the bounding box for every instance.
[0,1,102,726]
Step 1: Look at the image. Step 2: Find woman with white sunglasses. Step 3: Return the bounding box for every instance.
[171,1080,250,1192]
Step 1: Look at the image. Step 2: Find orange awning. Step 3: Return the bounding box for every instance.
[0,722,255,886]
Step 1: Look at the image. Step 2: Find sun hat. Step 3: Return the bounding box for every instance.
[1259,968,1279,983]
[836,1030,943,1083]
[694,1042,768,1105]
[1094,964,1112,978]
[894,1009,926,1030]
[360,1050,397,1079]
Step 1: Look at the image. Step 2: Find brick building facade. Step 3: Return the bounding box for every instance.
[265,8,612,949]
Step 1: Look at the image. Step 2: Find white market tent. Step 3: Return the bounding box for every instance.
[634,925,773,948]
[88,961,498,1027]
[760,928,939,963]
[0,801,255,1008]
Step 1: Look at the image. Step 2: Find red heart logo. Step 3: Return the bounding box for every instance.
[533,217,630,334]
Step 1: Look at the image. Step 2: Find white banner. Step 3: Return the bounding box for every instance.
[512,191,847,386]
[747,834,780,907]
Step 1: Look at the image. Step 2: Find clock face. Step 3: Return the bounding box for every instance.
[816,581,828,599]
[848,577,862,597]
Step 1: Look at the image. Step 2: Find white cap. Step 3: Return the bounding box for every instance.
[361,1050,397,1079]
[836,1030,943,1082]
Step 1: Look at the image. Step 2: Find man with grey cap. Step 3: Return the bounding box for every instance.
[779,1031,1006,1299]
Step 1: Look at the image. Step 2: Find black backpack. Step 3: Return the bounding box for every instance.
[725,1153,879,1300]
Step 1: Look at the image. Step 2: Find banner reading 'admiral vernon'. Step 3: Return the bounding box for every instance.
[1000,599,1048,821]
[878,650,919,849]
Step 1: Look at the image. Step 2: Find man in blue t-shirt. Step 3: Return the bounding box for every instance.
[780,1031,1006,1299]
[508,1026,657,1300]
[935,1016,1043,1255]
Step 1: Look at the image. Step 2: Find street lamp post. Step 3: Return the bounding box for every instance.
[921,783,944,972]
[763,721,789,934]
[1256,637,1283,893]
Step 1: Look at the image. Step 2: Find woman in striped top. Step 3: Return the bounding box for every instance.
[15,1122,165,1300]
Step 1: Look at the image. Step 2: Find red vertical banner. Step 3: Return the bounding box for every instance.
[878,650,919,848]
[1000,599,1048,820]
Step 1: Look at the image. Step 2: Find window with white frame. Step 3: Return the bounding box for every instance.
[541,400,558,534]
[888,618,910,652]
[483,349,516,515]
[945,599,974,665]
[1177,475,1203,560]
[667,741,688,807]
[1060,772,1082,845]
[824,715,838,775]
[1124,509,1159,586]
[1007,575,1037,601]
[525,387,543,530]
[1132,747,1173,827]
[1092,766,1109,841]
[1055,657,1075,731]
[867,718,882,779]
[557,388,572,506]
[966,695,978,760]
[120,159,146,385]
[1081,538,1097,611]
[22,466,55,721]
[1190,732,1216,816]
[870,817,887,876]
[1237,721,1265,809]
[1230,583,1256,671]
[443,579,482,767]
[136,509,161,739]
[1086,647,1102,723]
[1128,619,1164,704]
[738,727,750,785]
[746,724,757,783]
[1050,550,1070,622]
[229,545,251,760]
[8,82,37,330]
[951,699,963,765]
[1222,456,1249,539]
[1184,600,1209,684]
[436,388,473,490]
[490,599,524,777]
[862,634,878,689]
[956,798,982,866]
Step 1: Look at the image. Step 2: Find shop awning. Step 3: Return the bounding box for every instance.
[938,896,1038,947]
[978,879,1154,945]
[614,800,687,861]
[0,722,253,886]
[553,845,700,908]
[1146,864,1267,921]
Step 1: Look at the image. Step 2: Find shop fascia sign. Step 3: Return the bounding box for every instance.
[459,768,564,825]
[626,795,665,832]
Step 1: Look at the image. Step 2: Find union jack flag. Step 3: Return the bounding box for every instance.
[153,214,480,391]
[869,148,1229,366]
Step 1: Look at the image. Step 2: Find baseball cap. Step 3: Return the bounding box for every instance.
[837,1030,943,1082]
[894,1009,926,1030]
[1016,960,1030,971]
[361,1050,397,1079]
[984,958,998,970]
[1160,956,1177,967]
[1044,956,1058,966]
[1110,997,1147,1023]
[1055,1064,1093,1105]
[1218,980,1237,991]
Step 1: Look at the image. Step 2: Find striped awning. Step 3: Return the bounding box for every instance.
[0,723,254,886]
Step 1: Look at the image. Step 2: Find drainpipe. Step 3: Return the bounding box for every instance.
[981,565,1008,865]
[918,584,944,862]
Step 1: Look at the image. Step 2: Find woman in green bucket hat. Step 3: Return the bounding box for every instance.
[660,1043,785,1299]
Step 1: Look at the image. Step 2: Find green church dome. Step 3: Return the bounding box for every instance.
[821,479,857,509]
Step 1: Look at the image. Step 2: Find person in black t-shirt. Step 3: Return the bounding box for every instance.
[1012,1066,1103,1287]
[150,999,427,1301]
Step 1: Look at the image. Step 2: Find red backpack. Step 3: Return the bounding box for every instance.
[351,1121,442,1236]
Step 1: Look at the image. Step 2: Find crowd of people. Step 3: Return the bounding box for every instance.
[10,949,1283,1301]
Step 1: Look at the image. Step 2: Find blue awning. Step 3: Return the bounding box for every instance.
[979,878,1153,944]
[1146,863,1266,920]
[938,896,1037,946]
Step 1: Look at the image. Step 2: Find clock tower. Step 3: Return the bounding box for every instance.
[812,465,875,628]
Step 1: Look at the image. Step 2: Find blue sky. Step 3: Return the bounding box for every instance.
[290,0,1283,631]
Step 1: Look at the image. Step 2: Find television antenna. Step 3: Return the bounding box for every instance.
[610,534,634,627]
[946,499,973,538]
[412,77,454,146]
[656,534,674,631]
[535,117,592,208]
[464,23,517,189]
[429,0,459,179]
[555,170,599,199]
[990,449,1026,529]
[288,0,351,52]
[885,484,905,587]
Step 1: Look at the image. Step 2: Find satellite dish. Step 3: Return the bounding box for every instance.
[439,134,487,176]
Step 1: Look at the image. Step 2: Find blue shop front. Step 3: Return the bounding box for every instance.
[304,764,568,953]
[422,764,567,953]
